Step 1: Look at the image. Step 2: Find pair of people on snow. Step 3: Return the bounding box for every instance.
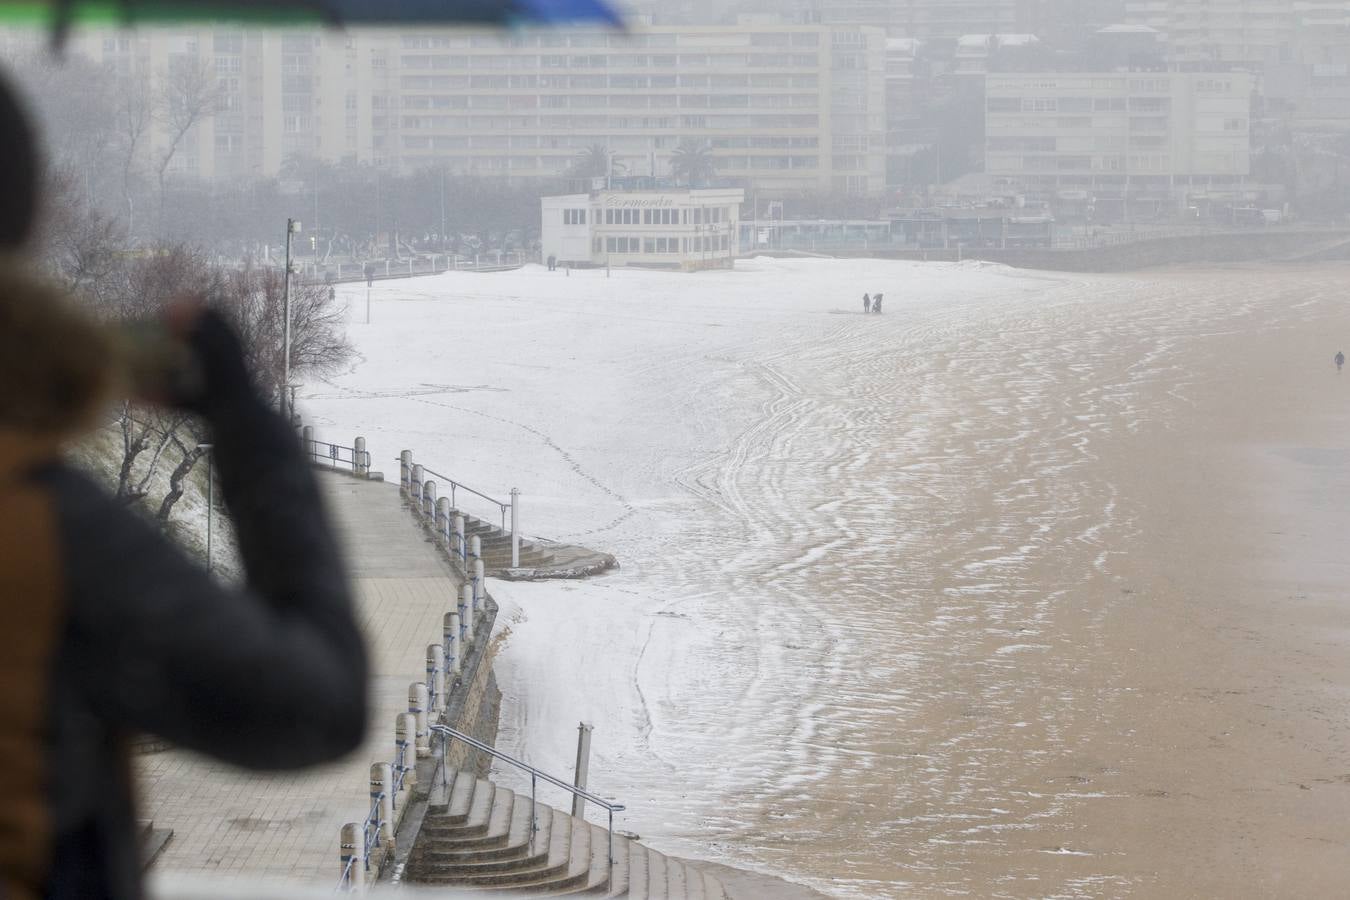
[862,293,884,314]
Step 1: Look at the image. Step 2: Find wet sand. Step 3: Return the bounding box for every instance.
[683,263,1350,897]
[1061,265,1350,897]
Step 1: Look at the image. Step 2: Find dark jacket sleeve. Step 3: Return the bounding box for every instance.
[42,395,368,770]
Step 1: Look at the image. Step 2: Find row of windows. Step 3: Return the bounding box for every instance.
[600,235,730,254]
[398,31,819,50]
[602,206,730,226]
[563,209,587,225]
[387,110,823,130]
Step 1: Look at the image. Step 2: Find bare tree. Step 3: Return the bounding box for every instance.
[154,57,222,233]
[114,70,155,235]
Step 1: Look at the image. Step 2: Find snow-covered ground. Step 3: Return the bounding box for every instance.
[298,257,1310,897]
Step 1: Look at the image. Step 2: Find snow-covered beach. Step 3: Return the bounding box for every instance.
[301,258,1350,898]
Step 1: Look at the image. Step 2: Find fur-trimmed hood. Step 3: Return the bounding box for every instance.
[0,260,115,469]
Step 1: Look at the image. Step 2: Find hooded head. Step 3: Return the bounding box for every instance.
[0,69,114,449]
[0,70,38,250]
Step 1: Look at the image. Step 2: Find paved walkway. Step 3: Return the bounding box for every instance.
[136,473,461,887]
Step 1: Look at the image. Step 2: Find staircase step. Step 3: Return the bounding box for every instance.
[701,869,729,900]
[623,839,648,900]
[424,787,515,850]
[425,776,494,838]
[645,848,667,898]
[683,861,704,900]
[445,769,477,824]
[666,852,686,899]
[440,808,584,891]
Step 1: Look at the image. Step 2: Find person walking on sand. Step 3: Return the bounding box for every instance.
[862,293,871,314]
[1336,350,1345,373]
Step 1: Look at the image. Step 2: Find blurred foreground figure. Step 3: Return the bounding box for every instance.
[0,72,368,899]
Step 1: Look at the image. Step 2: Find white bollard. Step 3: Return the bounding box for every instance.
[399,451,412,493]
[445,611,461,676]
[410,465,424,509]
[473,559,484,616]
[427,644,445,713]
[453,516,466,569]
[339,822,364,892]
[355,437,368,476]
[435,497,450,540]
[460,584,474,643]
[409,682,430,757]
[510,487,520,569]
[423,480,436,519]
[371,763,394,850]
[396,712,418,787]
[469,535,481,572]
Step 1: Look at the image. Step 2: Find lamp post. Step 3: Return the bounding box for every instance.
[197,442,214,574]
[283,218,301,421]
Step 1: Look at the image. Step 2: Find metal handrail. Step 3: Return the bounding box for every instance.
[307,438,368,473]
[399,460,511,532]
[430,724,625,870]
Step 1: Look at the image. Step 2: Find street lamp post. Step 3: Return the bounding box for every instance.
[283,218,301,421]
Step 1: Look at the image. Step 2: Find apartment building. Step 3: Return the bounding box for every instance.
[70,28,388,180]
[1123,0,1343,68]
[390,24,885,196]
[64,23,887,197]
[985,72,1252,201]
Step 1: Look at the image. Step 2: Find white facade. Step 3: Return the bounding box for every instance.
[542,189,744,270]
[985,72,1253,199]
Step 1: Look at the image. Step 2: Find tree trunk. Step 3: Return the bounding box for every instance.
[156,441,206,524]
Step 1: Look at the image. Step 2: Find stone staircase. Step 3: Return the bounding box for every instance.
[407,771,729,898]
[453,511,556,573]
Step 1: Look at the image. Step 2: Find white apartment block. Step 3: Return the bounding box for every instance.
[59,23,887,197]
[390,25,885,196]
[985,72,1253,199]
[1126,1,1350,68]
[816,0,1016,38]
[541,188,743,269]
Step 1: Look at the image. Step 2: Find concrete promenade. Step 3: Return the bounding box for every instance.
[136,472,460,887]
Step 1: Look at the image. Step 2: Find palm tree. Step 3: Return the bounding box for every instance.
[572,143,623,182]
[669,140,717,188]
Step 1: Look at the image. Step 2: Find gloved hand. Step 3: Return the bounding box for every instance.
[161,304,260,418]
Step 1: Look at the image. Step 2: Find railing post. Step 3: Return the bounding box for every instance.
[445,611,462,676]
[510,488,520,568]
[410,465,424,510]
[427,644,445,714]
[423,480,436,519]
[399,451,412,494]
[410,683,430,758]
[571,722,592,819]
[355,437,368,476]
[453,516,466,571]
[371,763,394,852]
[435,497,450,542]
[340,822,363,892]
[472,558,484,620]
[394,714,414,794]
[460,584,475,642]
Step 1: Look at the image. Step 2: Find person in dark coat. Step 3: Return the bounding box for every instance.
[863,292,870,313]
[0,70,367,900]
[872,293,883,314]
[1336,350,1344,373]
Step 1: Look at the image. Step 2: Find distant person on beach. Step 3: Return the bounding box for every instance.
[863,293,870,314]
[1337,351,1345,373]
[547,254,557,272]
[872,293,883,314]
